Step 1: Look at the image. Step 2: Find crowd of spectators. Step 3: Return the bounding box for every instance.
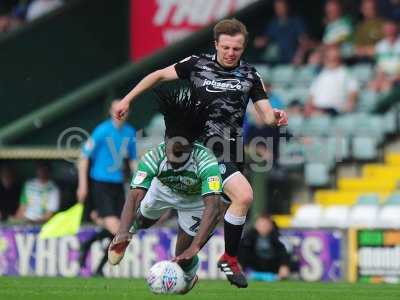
[251,0,400,122]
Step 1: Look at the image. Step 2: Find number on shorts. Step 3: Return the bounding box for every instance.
[189,216,201,233]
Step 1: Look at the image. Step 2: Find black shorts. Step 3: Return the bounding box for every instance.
[91,180,125,218]
[204,136,244,185]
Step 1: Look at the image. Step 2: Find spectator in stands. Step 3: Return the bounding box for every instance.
[26,0,63,21]
[77,100,137,276]
[369,20,400,92]
[0,164,21,221]
[322,0,353,46]
[238,213,290,281]
[16,161,60,224]
[353,0,384,60]
[253,0,311,64]
[305,46,359,116]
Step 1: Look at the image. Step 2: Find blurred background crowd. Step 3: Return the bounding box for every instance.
[1,0,400,228]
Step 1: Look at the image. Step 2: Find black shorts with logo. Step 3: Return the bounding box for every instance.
[91,180,125,218]
[204,135,244,185]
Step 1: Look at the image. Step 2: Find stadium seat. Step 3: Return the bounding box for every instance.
[352,136,379,160]
[270,65,295,86]
[384,193,400,205]
[332,114,355,137]
[328,136,350,161]
[383,110,397,134]
[362,164,400,180]
[286,114,304,136]
[302,115,332,137]
[303,137,337,168]
[385,153,400,165]
[314,190,360,206]
[357,194,380,205]
[356,90,378,112]
[350,63,374,85]
[288,86,310,103]
[348,204,379,228]
[291,204,322,228]
[304,162,330,187]
[377,205,400,228]
[338,177,397,192]
[279,140,304,168]
[272,87,293,105]
[292,66,317,86]
[272,214,292,228]
[319,205,350,228]
[353,113,385,142]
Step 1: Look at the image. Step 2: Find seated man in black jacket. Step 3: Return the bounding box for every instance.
[238,213,290,280]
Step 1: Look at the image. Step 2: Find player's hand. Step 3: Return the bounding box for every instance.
[76,184,88,203]
[273,109,288,126]
[114,100,130,120]
[172,245,200,263]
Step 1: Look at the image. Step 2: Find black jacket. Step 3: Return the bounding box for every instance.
[238,227,290,273]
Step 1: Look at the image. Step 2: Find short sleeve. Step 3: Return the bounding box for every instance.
[174,55,199,79]
[249,71,268,103]
[130,151,159,190]
[81,125,104,158]
[200,163,222,196]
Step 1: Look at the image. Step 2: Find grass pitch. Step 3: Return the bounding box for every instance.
[0,277,399,300]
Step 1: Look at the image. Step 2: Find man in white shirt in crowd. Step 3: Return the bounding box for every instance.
[16,161,60,224]
[305,45,359,116]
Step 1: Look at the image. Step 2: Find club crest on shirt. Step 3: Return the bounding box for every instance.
[207,176,221,191]
[133,171,147,185]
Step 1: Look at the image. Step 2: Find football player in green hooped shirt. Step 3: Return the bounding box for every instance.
[108,86,222,294]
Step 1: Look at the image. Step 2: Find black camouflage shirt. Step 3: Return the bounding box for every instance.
[174,54,268,141]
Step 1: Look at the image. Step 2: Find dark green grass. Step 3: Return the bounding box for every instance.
[0,277,399,300]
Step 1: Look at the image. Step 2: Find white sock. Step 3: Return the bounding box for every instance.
[224,211,246,226]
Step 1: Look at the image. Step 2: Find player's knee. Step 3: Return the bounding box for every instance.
[239,191,253,207]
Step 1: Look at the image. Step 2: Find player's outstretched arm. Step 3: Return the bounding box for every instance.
[116,188,147,238]
[115,65,179,120]
[254,100,288,127]
[174,195,221,262]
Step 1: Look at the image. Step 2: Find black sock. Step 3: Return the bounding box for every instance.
[224,220,244,257]
[95,250,109,275]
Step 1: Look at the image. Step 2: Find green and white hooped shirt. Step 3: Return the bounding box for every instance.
[131,142,222,197]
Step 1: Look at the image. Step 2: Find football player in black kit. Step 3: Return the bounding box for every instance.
[111,19,288,288]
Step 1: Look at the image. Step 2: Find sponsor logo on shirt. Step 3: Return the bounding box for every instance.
[207,176,221,191]
[133,171,147,185]
[202,79,243,92]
